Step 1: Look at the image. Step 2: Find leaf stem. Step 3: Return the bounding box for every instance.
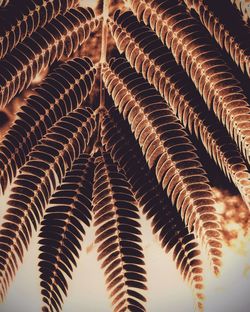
[96,0,109,151]
[99,0,109,110]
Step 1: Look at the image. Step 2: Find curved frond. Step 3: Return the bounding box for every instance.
[39,154,94,312]
[0,56,96,194]
[0,6,99,108]
[101,106,204,310]
[128,0,250,163]
[93,152,147,312]
[0,1,248,311]
[102,58,222,275]
[109,9,250,210]
[183,0,250,77]
[0,107,96,300]
[0,0,79,60]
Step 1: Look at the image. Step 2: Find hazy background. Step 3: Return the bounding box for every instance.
[0,186,250,312]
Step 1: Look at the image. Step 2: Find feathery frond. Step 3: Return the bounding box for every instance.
[93,151,147,312]
[102,106,205,310]
[39,154,94,312]
[0,1,249,311]
[0,7,99,108]
[102,58,222,275]
[0,57,96,194]
[183,0,250,77]
[0,0,79,60]
[127,0,250,163]
[109,9,250,209]
[0,107,96,300]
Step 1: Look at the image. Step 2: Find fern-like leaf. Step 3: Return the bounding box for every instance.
[93,151,147,312]
[39,154,94,312]
[109,9,250,210]
[0,1,248,311]
[0,6,99,108]
[102,58,222,275]
[0,107,96,300]
[0,0,79,60]
[0,56,96,194]
[128,0,250,163]
[101,106,204,310]
[183,0,250,77]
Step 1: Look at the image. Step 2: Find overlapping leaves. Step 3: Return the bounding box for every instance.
[0,1,249,312]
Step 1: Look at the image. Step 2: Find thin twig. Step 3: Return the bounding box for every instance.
[96,0,110,149]
[99,0,109,110]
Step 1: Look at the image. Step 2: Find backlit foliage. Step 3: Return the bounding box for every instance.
[0,0,249,311]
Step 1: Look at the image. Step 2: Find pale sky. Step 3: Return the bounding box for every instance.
[0,186,250,312]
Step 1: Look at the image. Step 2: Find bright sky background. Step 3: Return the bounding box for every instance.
[0,185,250,312]
[0,185,193,312]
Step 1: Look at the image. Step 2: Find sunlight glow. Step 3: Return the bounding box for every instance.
[203,188,250,312]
